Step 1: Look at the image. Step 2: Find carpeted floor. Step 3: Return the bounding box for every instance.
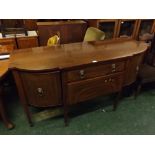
[0,85,155,135]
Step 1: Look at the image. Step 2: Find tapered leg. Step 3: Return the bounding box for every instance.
[113,91,122,111]
[12,70,33,127]
[64,103,69,126]
[134,81,142,99]
[22,104,33,127]
[61,73,69,126]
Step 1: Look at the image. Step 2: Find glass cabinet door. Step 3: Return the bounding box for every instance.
[118,20,136,38]
[139,19,154,36]
[98,21,116,39]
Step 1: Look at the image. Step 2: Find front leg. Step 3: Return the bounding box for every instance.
[0,86,14,129]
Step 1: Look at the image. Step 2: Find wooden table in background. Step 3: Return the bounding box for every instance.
[0,45,14,129]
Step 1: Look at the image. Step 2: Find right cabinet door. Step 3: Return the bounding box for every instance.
[124,53,145,86]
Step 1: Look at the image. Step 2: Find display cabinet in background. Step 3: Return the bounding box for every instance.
[1,19,155,48]
[116,19,138,38]
[0,19,39,49]
[135,19,155,39]
[97,20,118,39]
[88,19,118,39]
[0,19,28,37]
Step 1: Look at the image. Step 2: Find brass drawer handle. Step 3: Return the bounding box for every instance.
[112,64,116,69]
[79,70,85,79]
[104,79,108,83]
[37,87,44,97]
[111,64,116,72]
[105,78,114,83]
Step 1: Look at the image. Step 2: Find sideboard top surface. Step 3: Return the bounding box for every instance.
[9,39,148,71]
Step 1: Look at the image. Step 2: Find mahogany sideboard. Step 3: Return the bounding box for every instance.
[9,39,148,126]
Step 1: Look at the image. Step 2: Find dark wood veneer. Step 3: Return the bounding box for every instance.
[9,39,148,126]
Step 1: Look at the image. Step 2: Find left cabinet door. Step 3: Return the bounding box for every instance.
[20,71,62,107]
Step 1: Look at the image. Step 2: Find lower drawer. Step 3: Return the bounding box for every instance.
[67,72,124,105]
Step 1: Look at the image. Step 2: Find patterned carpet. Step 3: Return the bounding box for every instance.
[0,85,155,135]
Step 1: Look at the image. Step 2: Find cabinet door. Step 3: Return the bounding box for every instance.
[20,71,62,107]
[98,20,118,39]
[117,20,138,38]
[124,53,145,86]
[67,72,124,105]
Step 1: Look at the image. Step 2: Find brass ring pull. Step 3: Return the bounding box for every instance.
[37,87,44,97]
[111,64,116,72]
[112,64,116,69]
[79,70,85,79]
[104,79,108,83]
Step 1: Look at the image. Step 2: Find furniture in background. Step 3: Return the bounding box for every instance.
[1,19,155,47]
[9,39,147,126]
[0,33,38,49]
[16,36,39,49]
[88,19,155,40]
[83,27,105,42]
[0,44,14,54]
[116,19,138,39]
[0,45,14,129]
[88,20,119,39]
[0,38,17,49]
[37,20,87,46]
[135,19,155,39]
[23,19,38,31]
[0,19,27,37]
[0,19,39,49]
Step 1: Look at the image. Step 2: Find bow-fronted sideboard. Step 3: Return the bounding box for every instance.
[9,39,148,126]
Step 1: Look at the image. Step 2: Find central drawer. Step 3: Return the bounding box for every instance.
[67,72,124,105]
[67,61,125,82]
